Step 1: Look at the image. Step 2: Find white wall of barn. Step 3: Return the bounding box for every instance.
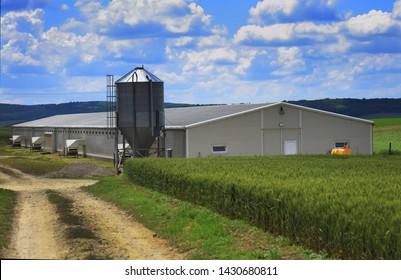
[184,104,372,158]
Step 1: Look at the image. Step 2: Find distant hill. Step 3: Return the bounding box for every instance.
[0,101,107,126]
[0,101,203,126]
[286,98,401,119]
[1,98,400,126]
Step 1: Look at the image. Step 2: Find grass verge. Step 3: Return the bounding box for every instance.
[83,176,326,260]
[0,188,17,258]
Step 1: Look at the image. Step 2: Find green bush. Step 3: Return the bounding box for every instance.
[0,188,17,255]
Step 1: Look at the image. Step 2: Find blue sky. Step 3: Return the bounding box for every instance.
[1,0,401,105]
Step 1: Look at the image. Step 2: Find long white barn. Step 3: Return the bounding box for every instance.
[12,102,373,158]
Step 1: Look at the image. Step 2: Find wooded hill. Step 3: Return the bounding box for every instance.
[0,98,400,126]
[286,98,401,119]
[0,101,201,126]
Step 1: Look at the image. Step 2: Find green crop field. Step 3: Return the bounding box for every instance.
[372,118,401,155]
[0,127,11,146]
[125,154,401,259]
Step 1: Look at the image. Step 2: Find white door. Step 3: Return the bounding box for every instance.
[284,140,297,155]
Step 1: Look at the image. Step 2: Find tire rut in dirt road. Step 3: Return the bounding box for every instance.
[5,190,68,259]
[60,189,185,260]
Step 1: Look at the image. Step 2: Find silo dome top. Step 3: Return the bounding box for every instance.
[116,66,163,83]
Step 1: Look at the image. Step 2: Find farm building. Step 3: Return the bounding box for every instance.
[12,102,373,158]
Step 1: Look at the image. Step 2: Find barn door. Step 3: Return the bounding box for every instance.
[284,140,298,155]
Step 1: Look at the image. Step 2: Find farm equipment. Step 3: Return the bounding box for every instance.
[331,142,352,155]
[11,135,26,148]
[65,139,84,157]
[31,136,43,151]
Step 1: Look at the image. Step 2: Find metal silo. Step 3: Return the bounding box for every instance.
[115,66,165,157]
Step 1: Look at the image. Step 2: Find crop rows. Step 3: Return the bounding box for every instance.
[125,155,401,259]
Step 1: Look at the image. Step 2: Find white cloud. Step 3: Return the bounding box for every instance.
[235,4,401,56]
[1,8,109,75]
[1,38,40,67]
[234,24,293,44]
[250,0,298,23]
[60,18,84,31]
[170,37,194,47]
[179,47,237,74]
[167,30,229,51]
[349,53,401,74]
[249,0,338,24]
[393,0,401,19]
[234,22,338,45]
[0,9,44,40]
[76,0,212,36]
[61,4,69,10]
[327,69,351,82]
[345,10,401,37]
[234,49,265,75]
[74,0,102,19]
[271,47,305,75]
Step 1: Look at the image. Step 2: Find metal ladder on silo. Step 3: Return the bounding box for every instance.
[106,75,116,137]
[106,75,120,172]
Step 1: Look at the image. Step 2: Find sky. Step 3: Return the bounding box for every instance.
[1,0,401,105]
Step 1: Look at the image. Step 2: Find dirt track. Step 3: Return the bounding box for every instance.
[0,164,185,260]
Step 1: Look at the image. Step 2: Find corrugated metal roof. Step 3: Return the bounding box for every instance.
[13,112,108,128]
[13,102,372,129]
[164,103,269,128]
[13,104,269,128]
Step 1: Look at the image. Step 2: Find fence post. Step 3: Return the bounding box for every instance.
[389,142,392,155]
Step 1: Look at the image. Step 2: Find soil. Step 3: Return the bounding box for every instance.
[45,162,116,178]
[0,163,186,260]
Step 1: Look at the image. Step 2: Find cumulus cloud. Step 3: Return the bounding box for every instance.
[1,9,44,69]
[393,0,401,19]
[249,0,338,24]
[341,10,401,53]
[0,8,108,74]
[234,22,338,46]
[38,27,107,72]
[60,18,85,32]
[75,0,212,37]
[235,1,401,55]
[1,38,40,66]
[1,9,44,40]
[349,53,401,74]
[234,49,265,75]
[271,47,306,75]
[177,48,237,75]
[345,10,401,37]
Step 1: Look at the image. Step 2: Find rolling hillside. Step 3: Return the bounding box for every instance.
[287,98,401,119]
[0,101,197,126]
